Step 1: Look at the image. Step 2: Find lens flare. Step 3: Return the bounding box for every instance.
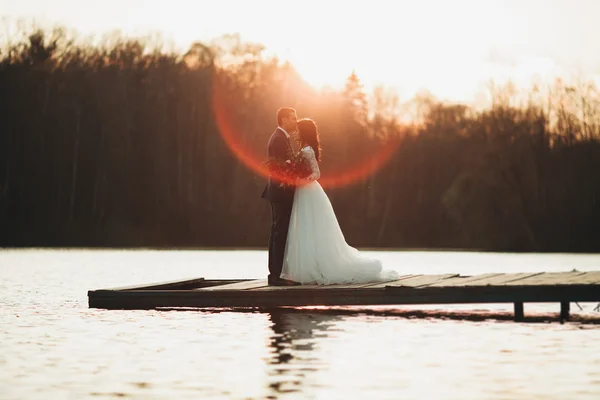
[212,79,400,188]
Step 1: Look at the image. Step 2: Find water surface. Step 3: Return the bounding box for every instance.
[1,249,599,399]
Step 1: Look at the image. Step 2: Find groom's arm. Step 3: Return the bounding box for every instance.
[272,136,289,162]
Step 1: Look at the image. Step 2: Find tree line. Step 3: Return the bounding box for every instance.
[1,27,598,251]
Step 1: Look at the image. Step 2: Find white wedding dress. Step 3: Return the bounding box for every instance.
[281,146,398,285]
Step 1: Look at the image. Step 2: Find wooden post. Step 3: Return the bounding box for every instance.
[514,302,524,321]
[560,302,570,321]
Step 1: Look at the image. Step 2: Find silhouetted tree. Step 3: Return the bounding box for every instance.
[0,26,599,251]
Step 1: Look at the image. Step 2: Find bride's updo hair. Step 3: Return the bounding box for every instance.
[297,118,322,162]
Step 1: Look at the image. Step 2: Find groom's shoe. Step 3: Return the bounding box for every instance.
[268,278,301,286]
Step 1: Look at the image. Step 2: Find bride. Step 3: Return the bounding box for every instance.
[280,118,397,285]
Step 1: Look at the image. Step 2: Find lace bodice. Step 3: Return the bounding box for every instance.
[301,146,320,180]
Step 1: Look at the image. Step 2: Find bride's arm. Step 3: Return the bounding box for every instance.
[298,147,320,185]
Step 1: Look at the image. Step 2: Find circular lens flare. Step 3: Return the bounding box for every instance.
[212,78,400,188]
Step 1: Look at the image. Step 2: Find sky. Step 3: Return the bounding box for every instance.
[1,0,599,103]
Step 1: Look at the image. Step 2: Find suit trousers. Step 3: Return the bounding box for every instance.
[268,199,293,282]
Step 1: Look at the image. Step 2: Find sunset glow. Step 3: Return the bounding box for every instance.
[3,0,600,187]
[212,80,401,188]
[2,0,600,103]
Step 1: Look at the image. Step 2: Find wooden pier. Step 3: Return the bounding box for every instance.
[88,271,600,321]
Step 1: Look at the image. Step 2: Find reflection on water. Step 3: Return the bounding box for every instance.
[1,249,600,399]
[266,311,342,396]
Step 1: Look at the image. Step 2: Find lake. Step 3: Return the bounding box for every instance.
[1,249,599,399]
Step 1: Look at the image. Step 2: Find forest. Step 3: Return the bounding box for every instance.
[1,27,599,251]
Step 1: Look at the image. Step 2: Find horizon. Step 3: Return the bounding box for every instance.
[1,0,600,104]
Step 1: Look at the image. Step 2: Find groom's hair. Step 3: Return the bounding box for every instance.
[277,107,296,126]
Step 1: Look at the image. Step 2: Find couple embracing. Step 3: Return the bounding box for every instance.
[261,107,397,286]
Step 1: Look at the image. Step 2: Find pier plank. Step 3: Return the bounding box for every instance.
[369,274,459,288]
[255,275,418,291]
[198,279,269,291]
[502,271,587,286]
[298,274,418,290]
[257,284,322,291]
[568,271,600,285]
[460,272,544,286]
[428,273,507,287]
[107,277,207,291]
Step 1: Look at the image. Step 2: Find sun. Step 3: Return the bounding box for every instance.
[277,49,352,91]
[6,0,595,105]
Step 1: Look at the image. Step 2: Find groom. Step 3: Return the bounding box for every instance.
[261,107,301,286]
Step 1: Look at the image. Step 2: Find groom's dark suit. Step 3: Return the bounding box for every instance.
[262,127,296,284]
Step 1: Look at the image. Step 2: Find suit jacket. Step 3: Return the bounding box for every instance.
[261,127,295,203]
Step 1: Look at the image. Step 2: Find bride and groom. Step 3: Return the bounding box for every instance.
[261,107,396,286]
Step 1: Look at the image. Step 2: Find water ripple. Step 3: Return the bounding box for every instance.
[1,249,600,399]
